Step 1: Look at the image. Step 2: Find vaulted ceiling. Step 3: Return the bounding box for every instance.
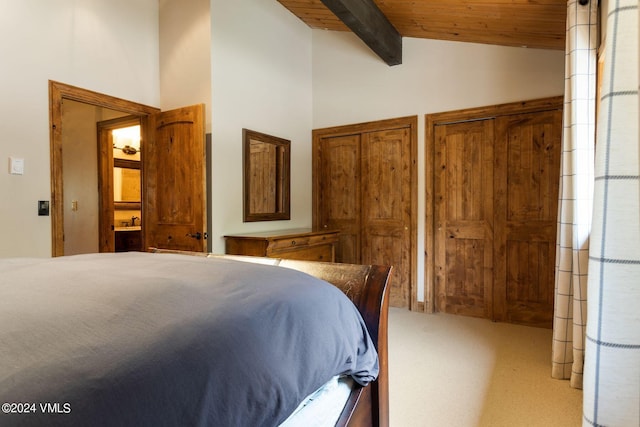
[277,0,567,65]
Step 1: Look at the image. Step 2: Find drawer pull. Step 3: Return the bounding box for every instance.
[291,240,296,246]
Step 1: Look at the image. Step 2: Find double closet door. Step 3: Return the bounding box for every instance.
[431,97,562,327]
[313,117,417,308]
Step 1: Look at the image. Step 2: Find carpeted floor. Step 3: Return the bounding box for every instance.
[388,308,583,426]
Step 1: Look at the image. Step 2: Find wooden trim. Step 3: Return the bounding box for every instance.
[313,115,417,138]
[426,96,564,126]
[424,115,436,314]
[113,158,141,169]
[49,82,64,257]
[407,117,419,312]
[114,201,142,211]
[50,81,159,114]
[97,115,141,130]
[97,122,115,252]
[49,80,160,257]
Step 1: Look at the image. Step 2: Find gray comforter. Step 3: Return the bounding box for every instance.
[0,252,378,427]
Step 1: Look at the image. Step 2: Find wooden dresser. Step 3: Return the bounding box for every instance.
[224,228,339,262]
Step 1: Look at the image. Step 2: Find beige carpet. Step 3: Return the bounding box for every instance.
[388,308,583,426]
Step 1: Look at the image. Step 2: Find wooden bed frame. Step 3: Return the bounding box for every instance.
[152,249,391,427]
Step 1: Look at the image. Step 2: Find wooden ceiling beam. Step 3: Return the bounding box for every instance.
[320,0,402,66]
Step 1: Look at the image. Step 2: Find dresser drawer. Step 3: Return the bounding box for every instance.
[268,236,310,251]
[268,233,336,251]
[269,244,334,262]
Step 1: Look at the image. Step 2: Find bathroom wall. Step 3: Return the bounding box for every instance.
[62,100,129,255]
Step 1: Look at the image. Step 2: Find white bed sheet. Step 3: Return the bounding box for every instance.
[279,375,355,427]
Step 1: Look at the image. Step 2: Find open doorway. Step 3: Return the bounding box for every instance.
[97,118,142,253]
[50,81,208,257]
[50,81,159,257]
[61,100,139,255]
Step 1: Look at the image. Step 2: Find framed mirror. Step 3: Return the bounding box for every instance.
[243,128,290,222]
[113,158,141,210]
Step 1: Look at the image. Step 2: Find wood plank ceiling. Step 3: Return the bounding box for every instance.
[277,0,567,52]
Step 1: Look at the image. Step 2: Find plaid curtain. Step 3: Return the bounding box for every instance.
[583,0,640,425]
[551,0,598,390]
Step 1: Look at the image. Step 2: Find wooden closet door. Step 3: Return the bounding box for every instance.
[361,128,412,307]
[494,110,561,327]
[314,117,417,309]
[434,120,495,318]
[315,134,361,264]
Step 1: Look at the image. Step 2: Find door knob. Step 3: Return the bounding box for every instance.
[186,232,202,240]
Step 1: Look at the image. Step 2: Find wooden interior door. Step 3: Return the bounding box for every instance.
[494,110,561,327]
[361,128,412,307]
[434,120,495,318]
[315,134,362,264]
[143,104,207,252]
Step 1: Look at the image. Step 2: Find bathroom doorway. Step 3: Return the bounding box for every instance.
[97,118,142,253]
[60,100,141,255]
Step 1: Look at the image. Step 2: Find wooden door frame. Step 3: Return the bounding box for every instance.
[425,95,564,314]
[312,116,418,310]
[49,81,159,257]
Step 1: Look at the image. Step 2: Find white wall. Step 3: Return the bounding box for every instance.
[160,0,212,133]
[0,0,159,257]
[312,32,566,301]
[313,33,565,125]
[210,0,313,253]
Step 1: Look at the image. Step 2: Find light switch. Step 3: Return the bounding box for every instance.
[9,157,24,175]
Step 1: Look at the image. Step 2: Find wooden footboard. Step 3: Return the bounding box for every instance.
[275,259,391,427]
[151,249,392,427]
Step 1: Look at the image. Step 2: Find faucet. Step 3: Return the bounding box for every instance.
[131,216,139,226]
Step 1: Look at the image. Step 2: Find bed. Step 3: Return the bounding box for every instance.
[0,250,391,427]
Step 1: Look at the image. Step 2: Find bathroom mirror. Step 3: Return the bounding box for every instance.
[243,128,290,222]
[114,158,141,210]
